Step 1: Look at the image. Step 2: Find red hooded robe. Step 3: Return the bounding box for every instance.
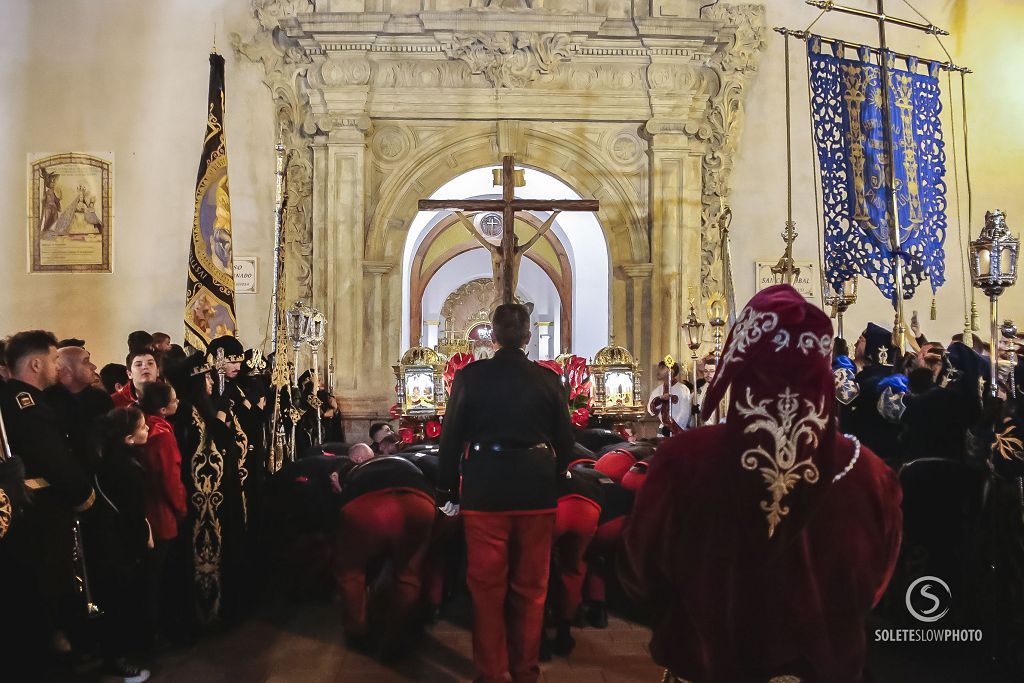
[619,285,902,683]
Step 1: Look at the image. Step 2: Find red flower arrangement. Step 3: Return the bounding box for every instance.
[425,419,442,439]
[571,407,591,430]
[443,352,476,395]
[398,425,416,445]
[541,355,593,429]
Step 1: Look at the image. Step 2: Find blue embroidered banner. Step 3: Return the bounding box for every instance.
[807,36,947,303]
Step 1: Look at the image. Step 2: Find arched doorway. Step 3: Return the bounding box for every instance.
[401,165,610,360]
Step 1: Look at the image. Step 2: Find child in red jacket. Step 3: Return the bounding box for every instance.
[138,381,187,647]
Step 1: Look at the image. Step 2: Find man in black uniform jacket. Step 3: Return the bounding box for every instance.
[438,303,575,683]
[45,344,114,475]
[0,331,96,670]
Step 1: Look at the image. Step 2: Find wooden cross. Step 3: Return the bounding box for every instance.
[418,155,599,305]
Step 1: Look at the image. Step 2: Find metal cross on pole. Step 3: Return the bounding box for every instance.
[418,155,599,305]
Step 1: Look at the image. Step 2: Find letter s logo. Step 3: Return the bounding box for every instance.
[906,576,951,623]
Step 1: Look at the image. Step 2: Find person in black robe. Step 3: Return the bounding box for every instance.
[166,351,246,629]
[89,407,152,658]
[898,343,985,464]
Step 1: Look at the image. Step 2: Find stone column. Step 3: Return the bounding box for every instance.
[315,123,369,396]
[620,262,653,373]
[362,261,394,370]
[646,125,704,361]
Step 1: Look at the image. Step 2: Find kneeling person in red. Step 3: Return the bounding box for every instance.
[438,304,575,683]
[334,444,436,658]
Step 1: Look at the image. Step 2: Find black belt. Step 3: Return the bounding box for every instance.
[470,441,550,454]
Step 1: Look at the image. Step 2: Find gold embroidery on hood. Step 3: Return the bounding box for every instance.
[735,387,828,538]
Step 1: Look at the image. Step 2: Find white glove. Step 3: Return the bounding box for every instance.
[439,501,460,517]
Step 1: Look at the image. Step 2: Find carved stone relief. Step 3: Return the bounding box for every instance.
[232,15,318,300]
[374,60,477,89]
[446,32,573,88]
[699,3,766,300]
[371,125,414,165]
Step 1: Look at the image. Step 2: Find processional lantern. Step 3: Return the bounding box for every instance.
[394,345,447,418]
[286,300,309,387]
[707,295,727,365]
[824,278,858,339]
[969,210,1020,396]
[589,340,642,420]
[683,302,705,412]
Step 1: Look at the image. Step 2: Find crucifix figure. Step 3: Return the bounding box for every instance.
[452,209,560,306]
[418,155,599,306]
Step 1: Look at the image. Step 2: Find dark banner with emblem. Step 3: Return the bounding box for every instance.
[185,53,237,352]
[807,36,947,304]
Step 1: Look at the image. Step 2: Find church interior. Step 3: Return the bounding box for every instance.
[2,0,1024,681]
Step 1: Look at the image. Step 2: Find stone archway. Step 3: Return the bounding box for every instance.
[234,3,766,422]
[408,209,574,350]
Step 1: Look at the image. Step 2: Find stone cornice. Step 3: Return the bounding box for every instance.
[621,263,655,279]
[419,10,607,34]
[362,261,395,276]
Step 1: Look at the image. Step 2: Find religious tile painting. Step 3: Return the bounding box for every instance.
[27,152,113,273]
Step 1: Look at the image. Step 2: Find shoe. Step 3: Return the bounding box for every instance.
[551,623,576,657]
[100,658,151,683]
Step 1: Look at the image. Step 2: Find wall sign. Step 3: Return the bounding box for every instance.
[755,261,816,299]
[234,256,258,294]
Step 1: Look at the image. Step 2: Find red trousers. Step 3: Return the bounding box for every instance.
[334,489,435,636]
[551,495,600,621]
[464,512,555,683]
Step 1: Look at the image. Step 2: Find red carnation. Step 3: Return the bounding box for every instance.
[425,420,442,439]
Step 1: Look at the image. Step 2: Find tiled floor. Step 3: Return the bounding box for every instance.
[150,600,663,682]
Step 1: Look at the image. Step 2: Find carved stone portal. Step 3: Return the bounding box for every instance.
[233,1,765,417]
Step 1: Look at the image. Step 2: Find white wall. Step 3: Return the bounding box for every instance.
[0,0,275,367]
